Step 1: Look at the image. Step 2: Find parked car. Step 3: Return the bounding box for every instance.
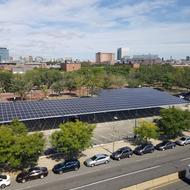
[185,164,190,181]
[0,175,11,189]
[16,167,48,183]
[177,92,190,100]
[134,143,155,155]
[176,136,190,146]
[155,141,176,151]
[111,147,133,160]
[84,154,110,167]
[52,159,80,174]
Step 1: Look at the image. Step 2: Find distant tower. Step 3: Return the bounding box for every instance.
[117,48,128,60]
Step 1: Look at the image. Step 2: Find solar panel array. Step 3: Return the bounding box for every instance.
[0,88,188,123]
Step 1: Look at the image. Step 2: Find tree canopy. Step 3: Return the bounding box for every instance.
[134,120,159,142]
[0,120,45,171]
[158,108,190,138]
[51,121,95,158]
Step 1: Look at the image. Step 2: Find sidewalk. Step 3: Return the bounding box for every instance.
[38,138,162,171]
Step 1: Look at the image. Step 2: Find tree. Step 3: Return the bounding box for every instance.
[158,108,190,138]
[51,80,65,96]
[134,121,159,142]
[0,121,45,170]
[8,119,28,135]
[0,71,13,92]
[40,84,48,98]
[11,75,33,100]
[51,121,95,158]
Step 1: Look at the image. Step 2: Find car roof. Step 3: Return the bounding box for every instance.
[119,146,131,150]
[95,154,108,157]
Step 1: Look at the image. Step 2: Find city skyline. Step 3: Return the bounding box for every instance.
[0,0,190,60]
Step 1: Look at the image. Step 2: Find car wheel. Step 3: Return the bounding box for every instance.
[171,146,175,149]
[74,167,79,171]
[151,149,154,153]
[105,160,109,164]
[22,179,26,183]
[91,164,95,167]
[162,148,165,151]
[128,154,132,158]
[59,170,63,174]
[40,175,44,179]
[140,152,143,155]
[0,184,6,189]
[117,157,121,161]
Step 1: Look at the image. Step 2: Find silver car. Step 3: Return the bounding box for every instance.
[84,154,110,167]
[176,136,190,146]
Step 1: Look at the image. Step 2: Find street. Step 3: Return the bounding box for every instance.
[7,145,190,190]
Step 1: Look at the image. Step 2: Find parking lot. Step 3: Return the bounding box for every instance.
[92,117,156,145]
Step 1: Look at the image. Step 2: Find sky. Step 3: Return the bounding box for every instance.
[0,0,190,60]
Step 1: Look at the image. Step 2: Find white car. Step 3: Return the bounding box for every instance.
[176,136,190,146]
[0,175,11,189]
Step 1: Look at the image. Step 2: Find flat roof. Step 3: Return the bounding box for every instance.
[0,88,188,124]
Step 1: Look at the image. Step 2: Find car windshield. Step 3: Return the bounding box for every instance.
[180,137,186,141]
[161,142,168,146]
[0,175,7,179]
[91,155,97,161]
[139,144,147,149]
[116,149,123,154]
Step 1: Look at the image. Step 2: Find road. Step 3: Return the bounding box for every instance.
[7,145,190,190]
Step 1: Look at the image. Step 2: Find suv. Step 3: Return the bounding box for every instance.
[52,159,80,174]
[176,136,190,146]
[111,147,133,160]
[0,175,11,189]
[155,141,176,151]
[134,144,155,155]
[84,154,110,167]
[16,167,48,183]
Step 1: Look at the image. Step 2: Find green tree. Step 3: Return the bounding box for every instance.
[8,119,28,135]
[0,121,45,170]
[51,80,65,96]
[63,73,77,93]
[40,84,49,98]
[51,121,95,158]
[158,108,190,138]
[134,121,159,142]
[11,75,33,100]
[0,71,13,92]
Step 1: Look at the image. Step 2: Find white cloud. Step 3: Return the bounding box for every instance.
[0,0,189,60]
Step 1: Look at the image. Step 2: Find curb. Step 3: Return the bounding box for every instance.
[120,172,179,190]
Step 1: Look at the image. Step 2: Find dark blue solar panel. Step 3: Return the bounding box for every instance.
[0,88,188,123]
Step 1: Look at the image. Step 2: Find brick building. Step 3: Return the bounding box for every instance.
[61,63,81,72]
[96,52,115,65]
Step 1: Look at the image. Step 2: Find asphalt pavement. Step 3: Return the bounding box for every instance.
[6,145,190,190]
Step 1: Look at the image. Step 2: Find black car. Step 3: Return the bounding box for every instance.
[111,147,133,160]
[155,141,176,151]
[52,159,80,174]
[16,167,48,183]
[134,144,155,155]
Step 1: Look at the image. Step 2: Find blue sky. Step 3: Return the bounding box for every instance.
[0,0,190,60]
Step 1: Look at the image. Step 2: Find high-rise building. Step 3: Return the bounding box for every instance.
[0,47,9,63]
[96,52,115,65]
[117,48,128,60]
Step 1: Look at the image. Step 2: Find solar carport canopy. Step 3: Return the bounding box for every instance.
[0,88,188,124]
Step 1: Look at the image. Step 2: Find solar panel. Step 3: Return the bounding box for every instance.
[0,88,188,124]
